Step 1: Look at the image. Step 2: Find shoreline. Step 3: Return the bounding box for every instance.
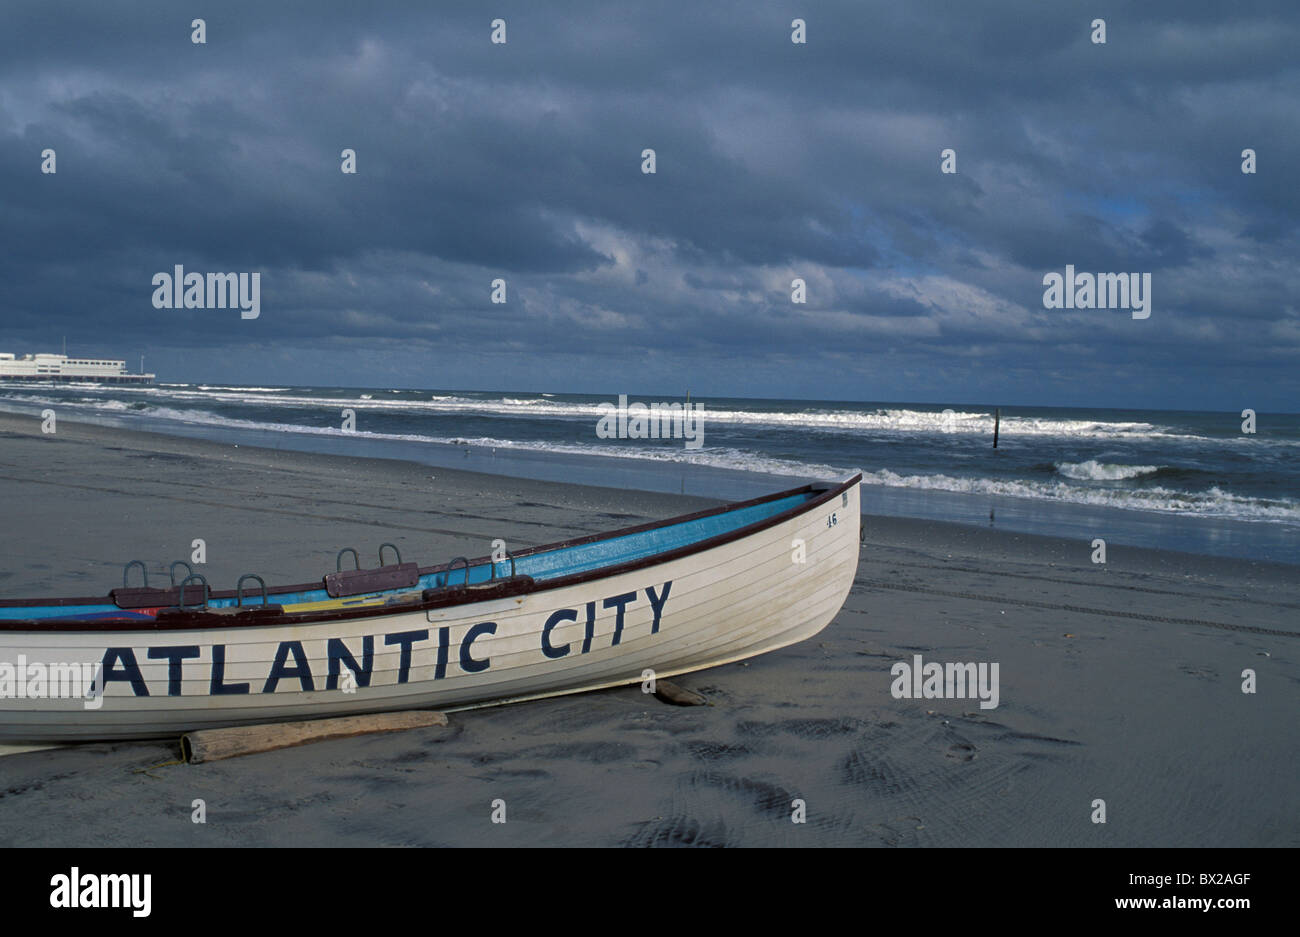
[1,413,1296,600]
[0,404,1295,570]
[0,413,1296,847]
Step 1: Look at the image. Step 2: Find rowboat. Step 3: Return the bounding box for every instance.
[0,475,861,742]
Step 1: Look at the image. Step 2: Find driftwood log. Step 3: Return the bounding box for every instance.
[653,680,708,706]
[182,710,448,764]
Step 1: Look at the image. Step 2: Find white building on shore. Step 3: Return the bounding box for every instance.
[0,352,154,384]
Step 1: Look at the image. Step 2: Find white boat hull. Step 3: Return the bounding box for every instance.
[0,481,860,741]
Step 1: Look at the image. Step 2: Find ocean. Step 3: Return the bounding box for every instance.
[1,382,1296,564]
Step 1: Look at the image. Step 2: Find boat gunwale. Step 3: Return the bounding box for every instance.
[0,473,862,631]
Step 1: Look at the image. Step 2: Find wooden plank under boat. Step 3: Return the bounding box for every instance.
[0,475,862,742]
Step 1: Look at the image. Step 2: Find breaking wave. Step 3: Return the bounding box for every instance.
[1054,460,1162,481]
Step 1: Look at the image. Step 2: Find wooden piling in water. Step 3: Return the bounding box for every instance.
[993,408,1000,448]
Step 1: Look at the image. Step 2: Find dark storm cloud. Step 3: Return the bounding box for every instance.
[0,0,1296,408]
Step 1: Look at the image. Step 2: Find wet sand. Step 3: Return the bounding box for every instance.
[0,413,1296,846]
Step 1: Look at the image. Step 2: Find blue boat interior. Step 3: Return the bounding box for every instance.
[2,491,817,622]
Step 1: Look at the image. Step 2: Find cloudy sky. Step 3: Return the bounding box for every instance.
[1,0,1296,409]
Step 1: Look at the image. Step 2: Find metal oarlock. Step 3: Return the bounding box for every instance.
[490,550,518,581]
[378,543,402,567]
[235,573,269,607]
[122,560,148,589]
[170,560,195,587]
[336,547,360,572]
[444,556,470,589]
[175,573,210,610]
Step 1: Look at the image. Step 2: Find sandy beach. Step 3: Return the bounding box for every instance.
[0,413,1295,847]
